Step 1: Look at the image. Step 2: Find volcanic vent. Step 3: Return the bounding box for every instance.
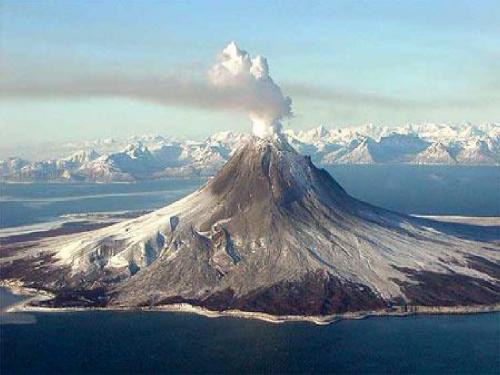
[2,135,499,316]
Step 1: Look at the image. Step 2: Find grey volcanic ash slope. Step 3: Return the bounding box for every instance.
[2,137,499,315]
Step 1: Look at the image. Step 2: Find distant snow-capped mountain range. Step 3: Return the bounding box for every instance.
[2,123,499,182]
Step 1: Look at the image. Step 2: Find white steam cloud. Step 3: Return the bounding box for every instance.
[1,42,292,137]
[209,42,292,137]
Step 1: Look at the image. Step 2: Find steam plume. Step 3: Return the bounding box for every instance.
[209,42,292,137]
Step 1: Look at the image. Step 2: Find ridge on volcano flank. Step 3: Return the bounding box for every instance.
[1,135,499,316]
[200,137,349,234]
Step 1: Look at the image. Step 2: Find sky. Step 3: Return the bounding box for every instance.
[1,0,499,148]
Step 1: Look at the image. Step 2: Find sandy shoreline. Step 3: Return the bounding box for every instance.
[2,280,499,325]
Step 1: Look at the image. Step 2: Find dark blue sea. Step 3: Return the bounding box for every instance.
[1,165,499,373]
[1,292,498,374]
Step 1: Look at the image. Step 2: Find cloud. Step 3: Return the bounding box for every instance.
[285,82,498,110]
[0,74,248,110]
[0,42,292,138]
[285,83,405,108]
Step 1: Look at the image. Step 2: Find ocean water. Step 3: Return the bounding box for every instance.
[1,166,498,228]
[1,305,499,373]
[1,166,499,373]
[327,165,500,217]
[0,178,205,228]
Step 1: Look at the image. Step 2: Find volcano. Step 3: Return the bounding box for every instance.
[1,136,499,318]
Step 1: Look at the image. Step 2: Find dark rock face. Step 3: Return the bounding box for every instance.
[394,267,500,306]
[228,271,386,315]
[0,254,65,288]
[466,255,500,279]
[36,288,110,308]
[157,271,386,316]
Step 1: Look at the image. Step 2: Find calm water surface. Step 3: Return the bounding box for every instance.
[1,166,499,373]
[2,166,499,228]
[0,178,204,228]
[1,306,498,374]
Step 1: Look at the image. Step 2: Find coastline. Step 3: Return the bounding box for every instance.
[2,280,499,326]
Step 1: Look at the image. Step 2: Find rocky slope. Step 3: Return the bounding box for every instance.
[1,124,499,182]
[1,136,498,316]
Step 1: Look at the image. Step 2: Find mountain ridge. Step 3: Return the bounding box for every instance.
[1,123,499,182]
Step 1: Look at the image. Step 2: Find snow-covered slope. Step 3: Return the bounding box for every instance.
[414,143,457,165]
[1,124,498,182]
[2,136,499,316]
